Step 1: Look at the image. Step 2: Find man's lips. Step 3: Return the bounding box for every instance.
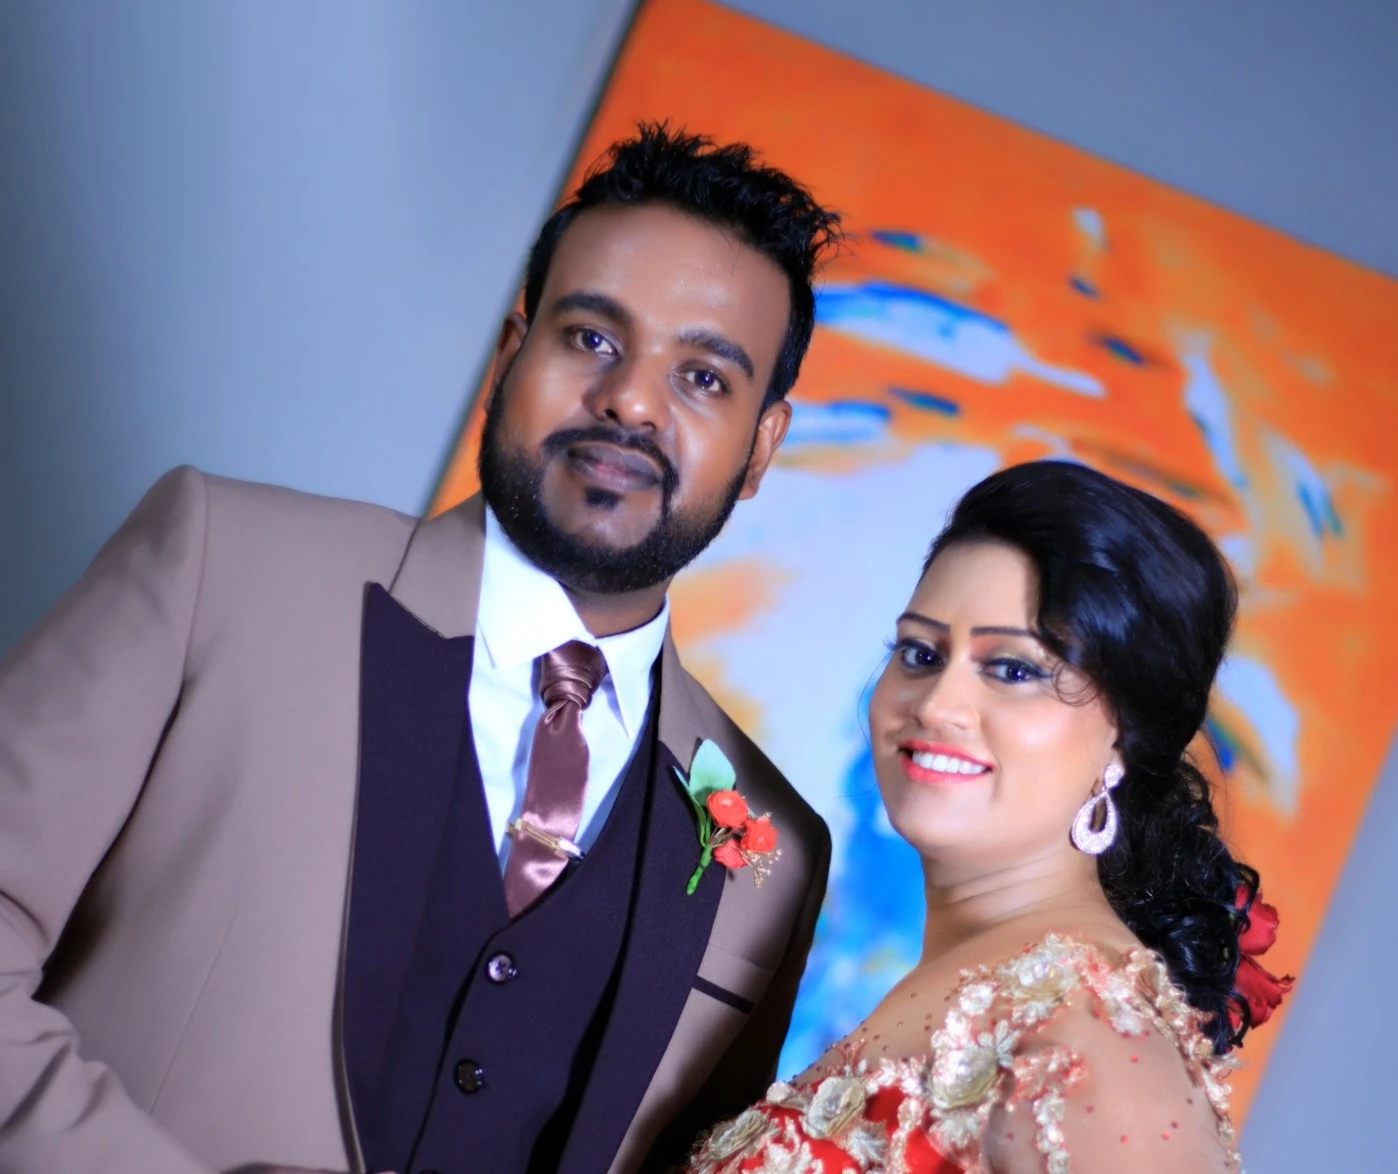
[564,441,663,492]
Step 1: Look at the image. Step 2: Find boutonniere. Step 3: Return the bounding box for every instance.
[675,739,780,894]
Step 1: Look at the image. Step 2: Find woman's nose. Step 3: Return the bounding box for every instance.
[911,664,977,731]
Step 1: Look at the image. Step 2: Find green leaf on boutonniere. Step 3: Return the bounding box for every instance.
[675,739,739,895]
[684,739,736,804]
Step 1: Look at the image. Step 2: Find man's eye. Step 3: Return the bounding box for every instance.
[684,369,728,395]
[570,328,615,355]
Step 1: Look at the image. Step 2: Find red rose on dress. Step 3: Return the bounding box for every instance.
[740,816,778,854]
[712,840,747,870]
[707,789,749,829]
[1234,956,1295,1028]
[1236,885,1281,956]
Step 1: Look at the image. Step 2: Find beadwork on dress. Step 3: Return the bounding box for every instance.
[686,934,1241,1174]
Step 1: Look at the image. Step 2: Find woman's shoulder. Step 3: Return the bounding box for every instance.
[933,932,1239,1171]
[687,932,1241,1173]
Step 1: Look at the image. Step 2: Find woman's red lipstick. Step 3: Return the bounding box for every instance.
[898,741,994,785]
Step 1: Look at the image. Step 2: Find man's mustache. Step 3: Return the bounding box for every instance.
[542,426,680,498]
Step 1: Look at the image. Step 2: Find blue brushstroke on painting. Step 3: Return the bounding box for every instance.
[1296,484,1344,538]
[1069,276,1099,298]
[1269,430,1343,540]
[1298,485,1326,538]
[1203,717,1236,772]
[872,229,924,252]
[785,399,891,447]
[1095,335,1147,366]
[818,281,1009,337]
[889,388,960,416]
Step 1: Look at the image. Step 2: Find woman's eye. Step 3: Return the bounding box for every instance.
[889,638,940,671]
[985,657,1046,684]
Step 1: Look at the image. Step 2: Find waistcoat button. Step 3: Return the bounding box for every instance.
[485,951,517,984]
[453,1058,486,1094]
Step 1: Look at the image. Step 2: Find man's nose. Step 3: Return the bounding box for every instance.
[584,355,671,433]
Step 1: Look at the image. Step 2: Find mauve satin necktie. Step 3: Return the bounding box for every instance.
[502,640,608,918]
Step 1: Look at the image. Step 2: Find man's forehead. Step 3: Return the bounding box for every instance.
[546,204,784,295]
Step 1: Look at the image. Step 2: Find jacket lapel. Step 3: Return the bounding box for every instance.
[600,639,820,1172]
[338,495,487,1144]
[341,586,476,1135]
[387,492,486,639]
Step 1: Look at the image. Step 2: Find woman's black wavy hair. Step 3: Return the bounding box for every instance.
[522,121,843,408]
[925,460,1262,1053]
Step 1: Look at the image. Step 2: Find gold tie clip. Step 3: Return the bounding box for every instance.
[506,818,585,862]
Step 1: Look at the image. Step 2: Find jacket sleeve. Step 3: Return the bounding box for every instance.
[644,814,832,1171]
[0,466,213,1173]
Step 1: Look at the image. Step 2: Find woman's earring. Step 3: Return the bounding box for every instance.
[1071,762,1125,855]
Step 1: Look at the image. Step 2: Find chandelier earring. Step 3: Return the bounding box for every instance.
[1070,762,1125,855]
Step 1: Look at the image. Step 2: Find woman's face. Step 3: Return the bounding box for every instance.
[869,540,1121,871]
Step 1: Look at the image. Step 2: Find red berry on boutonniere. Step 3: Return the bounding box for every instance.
[707,790,750,829]
[712,840,746,870]
[740,816,778,855]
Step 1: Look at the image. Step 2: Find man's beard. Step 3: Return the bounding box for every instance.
[478,400,750,596]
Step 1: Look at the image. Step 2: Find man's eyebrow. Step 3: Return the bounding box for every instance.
[677,328,755,380]
[549,290,632,328]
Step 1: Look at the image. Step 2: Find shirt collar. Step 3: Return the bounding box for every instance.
[477,506,669,737]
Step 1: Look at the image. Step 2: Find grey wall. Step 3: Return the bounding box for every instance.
[1,1,1394,1168]
[0,0,638,654]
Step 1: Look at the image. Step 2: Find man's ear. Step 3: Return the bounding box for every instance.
[484,310,528,410]
[738,399,792,500]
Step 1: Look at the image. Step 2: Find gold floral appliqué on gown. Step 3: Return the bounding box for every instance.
[687,934,1241,1174]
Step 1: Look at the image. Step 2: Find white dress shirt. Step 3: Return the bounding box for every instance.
[469,507,670,868]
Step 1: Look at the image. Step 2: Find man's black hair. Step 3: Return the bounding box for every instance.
[522,122,843,406]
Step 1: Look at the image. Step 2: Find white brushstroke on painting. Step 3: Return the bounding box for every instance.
[1179,332,1248,489]
[1216,533,1258,582]
[1215,655,1301,814]
[818,283,1104,397]
[784,398,892,447]
[1265,427,1341,545]
[1011,423,1077,459]
[1072,207,1107,251]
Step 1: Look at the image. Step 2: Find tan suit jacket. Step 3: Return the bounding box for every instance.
[0,467,830,1174]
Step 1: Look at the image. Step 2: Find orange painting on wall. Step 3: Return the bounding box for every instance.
[432,0,1398,1117]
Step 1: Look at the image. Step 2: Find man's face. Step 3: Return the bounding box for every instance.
[479,202,793,595]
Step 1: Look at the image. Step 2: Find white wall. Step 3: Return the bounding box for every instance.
[1,1,1394,1168]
